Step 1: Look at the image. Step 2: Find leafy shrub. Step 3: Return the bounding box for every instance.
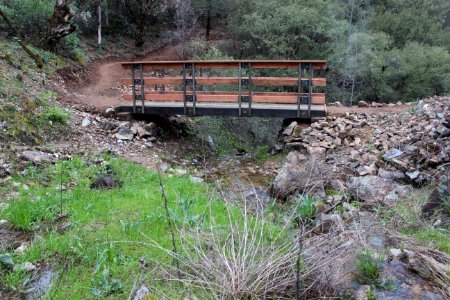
[41,106,70,124]
[1,0,53,40]
[61,34,86,64]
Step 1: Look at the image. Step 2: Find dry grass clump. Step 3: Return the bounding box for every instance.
[147,197,343,299]
[390,234,450,298]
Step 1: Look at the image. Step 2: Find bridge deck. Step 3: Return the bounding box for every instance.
[115,102,326,119]
[117,60,327,120]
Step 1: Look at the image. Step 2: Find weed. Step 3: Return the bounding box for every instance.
[367,288,377,300]
[355,250,382,284]
[91,267,123,297]
[3,269,32,292]
[254,145,271,162]
[169,197,206,227]
[41,106,70,124]
[297,194,318,222]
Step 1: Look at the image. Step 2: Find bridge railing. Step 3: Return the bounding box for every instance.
[120,60,327,118]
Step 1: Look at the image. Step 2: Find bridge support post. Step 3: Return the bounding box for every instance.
[239,62,252,117]
[131,63,144,114]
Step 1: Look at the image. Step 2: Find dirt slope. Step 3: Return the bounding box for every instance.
[73,44,182,110]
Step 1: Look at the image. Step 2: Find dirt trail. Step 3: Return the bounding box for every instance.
[77,44,182,109]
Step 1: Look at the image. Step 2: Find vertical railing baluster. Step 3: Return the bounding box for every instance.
[308,63,313,118]
[238,63,242,117]
[248,63,252,117]
[192,63,196,116]
[183,63,187,115]
[131,64,136,113]
[297,63,302,118]
[140,64,144,113]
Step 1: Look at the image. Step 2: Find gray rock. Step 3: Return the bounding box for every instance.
[314,213,341,233]
[100,121,116,131]
[383,148,404,161]
[104,107,115,117]
[21,151,53,164]
[347,176,412,205]
[283,122,297,136]
[358,101,369,107]
[306,146,326,156]
[271,152,329,199]
[406,170,420,180]
[137,127,151,138]
[131,285,150,300]
[116,128,134,140]
[81,117,91,127]
[389,248,402,257]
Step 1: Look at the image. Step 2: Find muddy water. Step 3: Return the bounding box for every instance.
[197,154,281,210]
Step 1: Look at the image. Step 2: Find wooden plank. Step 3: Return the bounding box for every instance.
[122,77,327,87]
[121,60,327,70]
[122,92,325,104]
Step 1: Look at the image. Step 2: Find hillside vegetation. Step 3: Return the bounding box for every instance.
[0,1,449,300]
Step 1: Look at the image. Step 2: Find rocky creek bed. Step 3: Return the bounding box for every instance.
[1,97,449,299]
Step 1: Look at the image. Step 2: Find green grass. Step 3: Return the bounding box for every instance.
[0,155,285,299]
[381,187,450,254]
[355,250,382,285]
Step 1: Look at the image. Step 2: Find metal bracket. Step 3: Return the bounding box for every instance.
[134,79,143,85]
[301,62,310,70]
[241,108,251,116]
[301,79,310,86]
[187,107,195,116]
[240,96,250,103]
[299,96,310,104]
[185,95,195,102]
[185,79,196,85]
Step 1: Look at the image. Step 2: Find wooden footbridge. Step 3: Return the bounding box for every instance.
[116,60,327,120]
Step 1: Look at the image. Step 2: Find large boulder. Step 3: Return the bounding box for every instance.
[346,176,412,206]
[271,151,330,200]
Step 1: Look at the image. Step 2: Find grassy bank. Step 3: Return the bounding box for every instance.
[0,154,291,299]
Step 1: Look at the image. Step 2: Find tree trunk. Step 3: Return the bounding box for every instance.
[0,8,44,68]
[98,4,102,47]
[46,0,76,52]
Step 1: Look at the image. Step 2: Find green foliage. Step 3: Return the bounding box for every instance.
[41,106,70,124]
[61,34,87,65]
[297,195,318,222]
[3,269,32,292]
[169,197,206,227]
[0,254,14,267]
[362,42,450,102]
[1,0,53,41]
[228,0,332,58]
[355,250,382,284]
[91,267,123,297]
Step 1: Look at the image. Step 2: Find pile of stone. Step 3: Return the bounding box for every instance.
[280,97,449,187]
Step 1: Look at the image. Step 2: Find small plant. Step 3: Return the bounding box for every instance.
[4,269,32,292]
[90,267,123,297]
[254,145,271,162]
[41,106,69,124]
[297,194,318,222]
[169,197,205,227]
[355,250,382,284]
